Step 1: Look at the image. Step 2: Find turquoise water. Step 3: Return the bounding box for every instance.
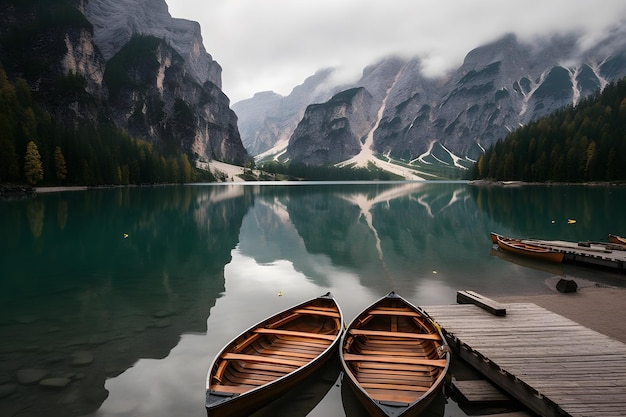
[1,182,625,416]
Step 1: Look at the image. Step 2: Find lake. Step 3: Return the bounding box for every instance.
[1,181,625,416]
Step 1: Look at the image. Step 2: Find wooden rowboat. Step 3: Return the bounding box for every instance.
[609,234,626,246]
[490,232,564,264]
[206,292,343,417]
[490,231,502,244]
[340,291,450,417]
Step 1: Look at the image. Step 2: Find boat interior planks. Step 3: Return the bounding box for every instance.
[206,292,343,417]
[340,291,450,417]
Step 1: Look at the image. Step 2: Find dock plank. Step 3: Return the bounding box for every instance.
[425,302,626,417]
[452,379,512,403]
[522,239,626,270]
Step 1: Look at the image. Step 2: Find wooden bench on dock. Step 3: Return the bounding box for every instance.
[457,290,506,316]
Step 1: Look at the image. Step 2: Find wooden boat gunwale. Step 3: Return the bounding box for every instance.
[340,291,450,417]
[206,292,344,417]
[609,234,626,246]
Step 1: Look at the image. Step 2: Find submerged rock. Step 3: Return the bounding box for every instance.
[40,377,72,389]
[16,369,49,385]
[71,351,94,366]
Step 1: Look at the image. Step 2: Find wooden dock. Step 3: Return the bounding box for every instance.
[424,301,626,417]
[522,239,626,271]
[451,378,514,404]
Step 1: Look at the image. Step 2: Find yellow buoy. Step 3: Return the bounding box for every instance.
[277,291,283,297]
[123,233,129,239]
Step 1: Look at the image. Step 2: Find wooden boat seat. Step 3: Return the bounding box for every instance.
[368,309,421,317]
[293,308,341,318]
[368,391,417,404]
[231,361,295,374]
[222,353,308,367]
[349,329,441,341]
[266,312,301,328]
[360,382,430,392]
[357,373,436,385]
[343,353,447,368]
[254,328,336,341]
[209,383,254,394]
[370,306,416,312]
[356,349,432,358]
[349,361,440,374]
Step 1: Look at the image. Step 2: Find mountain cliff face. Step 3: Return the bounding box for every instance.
[373,34,626,166]
[0,0,249,165]
[241,33,626,170]
[85,0,221,88]
[287,87,377,165]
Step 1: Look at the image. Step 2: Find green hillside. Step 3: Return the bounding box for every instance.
[0,66,213,186]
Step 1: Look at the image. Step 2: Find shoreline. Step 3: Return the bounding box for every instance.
[0,179,624,196]
[469,179,626,187]
[35,186,90,193]
[488,279,626,344]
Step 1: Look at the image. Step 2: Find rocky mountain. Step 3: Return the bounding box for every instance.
[85,0,221,88]
[240,32,626,172]
[232,68,339,156]
[382,33,623,165]
[287,87,377,165]
[0,0,249,166]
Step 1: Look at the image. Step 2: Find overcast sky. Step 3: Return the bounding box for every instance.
[166,0,626,103]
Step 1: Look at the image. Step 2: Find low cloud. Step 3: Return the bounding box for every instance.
[168,0,626,103]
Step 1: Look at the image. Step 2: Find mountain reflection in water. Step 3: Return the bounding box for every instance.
[1,182,625,417]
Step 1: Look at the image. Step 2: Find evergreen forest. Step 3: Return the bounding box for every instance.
[258,161,403,181]
[0,66,214,186]
[472,77,626,182]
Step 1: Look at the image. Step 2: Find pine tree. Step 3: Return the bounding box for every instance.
[24,140,44,185]
[181,154,192,183]
[54,146,67,182]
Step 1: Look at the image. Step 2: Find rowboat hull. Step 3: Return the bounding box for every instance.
[490,247,565,276]
[491,232,564,264]
[609,234,626,245]
[340,292,450,417]
[206,292,343,417]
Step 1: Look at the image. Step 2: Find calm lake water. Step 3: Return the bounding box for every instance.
[1,182,626,416]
